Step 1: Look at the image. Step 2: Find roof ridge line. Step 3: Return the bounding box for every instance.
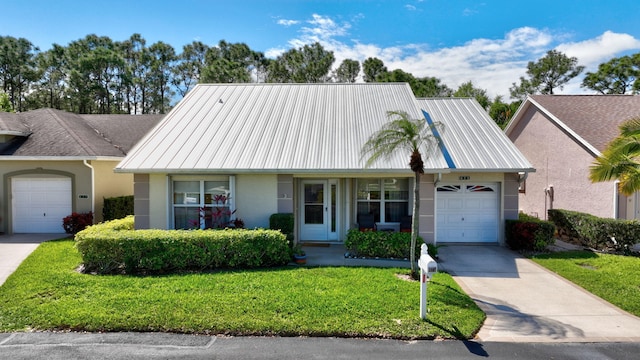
[46,109,99,155]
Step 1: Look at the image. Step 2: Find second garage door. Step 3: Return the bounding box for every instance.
[436,184,499,243]
[12,177,72,233]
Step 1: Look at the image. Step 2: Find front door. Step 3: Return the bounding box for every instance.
[300,180,339,241]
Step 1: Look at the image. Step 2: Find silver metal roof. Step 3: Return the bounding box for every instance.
[116,83,450,174]
[417,98,533,172]
[116,84,533,174]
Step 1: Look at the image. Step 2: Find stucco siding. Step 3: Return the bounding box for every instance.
[149,174,169,229]
[504,173,520,221]
[133,174,150,229]
[277,174,294,213]
[510,108,616,219]
[236,174,278,229]
[91,160,134,223]
[419,175,435,243]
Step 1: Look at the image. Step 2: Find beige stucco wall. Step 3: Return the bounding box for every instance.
[236,174,278,229]
[0,160,92,233]
[509,107,617,219]
[130,171,517,248]
[90,160,134,223]
[134,173,277,230]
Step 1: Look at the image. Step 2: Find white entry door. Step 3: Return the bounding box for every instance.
[436,184,499,243]
[12,177,72,233]
[299,180,339,241]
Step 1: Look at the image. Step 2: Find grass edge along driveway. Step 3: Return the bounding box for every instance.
[0,239,485,340]
[531,250,640,317]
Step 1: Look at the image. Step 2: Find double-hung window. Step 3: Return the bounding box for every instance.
[356,178,409,223]
[172,176,234,229]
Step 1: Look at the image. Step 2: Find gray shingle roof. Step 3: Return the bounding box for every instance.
[0,109,162,157]
[0,111,30,136]
[81,114,165,155]
[526,95,640,152]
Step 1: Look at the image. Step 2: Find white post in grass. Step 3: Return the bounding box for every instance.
[418,243,437,319]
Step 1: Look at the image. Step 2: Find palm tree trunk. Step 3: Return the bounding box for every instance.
[410,170,420,277]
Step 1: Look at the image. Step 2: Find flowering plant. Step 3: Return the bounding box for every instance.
[187,195,243,229]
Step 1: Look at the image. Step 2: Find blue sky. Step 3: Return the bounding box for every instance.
[2,0,640,98]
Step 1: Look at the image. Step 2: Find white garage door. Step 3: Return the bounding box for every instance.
[12,177,72,233]
[436,184,499,243]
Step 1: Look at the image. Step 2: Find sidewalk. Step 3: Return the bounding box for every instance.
[438,245,640,342]
[0,234,66,286]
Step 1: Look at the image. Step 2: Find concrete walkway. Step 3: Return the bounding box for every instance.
[438,245,640,343]
[0,233,67,286]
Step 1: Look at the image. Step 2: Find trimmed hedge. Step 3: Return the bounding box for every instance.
[103,195,134,221]
[505,215,555,251]
[548,209,640,251]
[269,213,294,243]
[344,229,422,259]
[269,213,294,234]
[75,216,290,274]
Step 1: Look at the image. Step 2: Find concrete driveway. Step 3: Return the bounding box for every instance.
[0,233,68,286]
[438,245,640,342]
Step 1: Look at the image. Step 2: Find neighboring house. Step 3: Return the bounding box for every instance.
[0,109,163,233]
[505,94,640,220]
[116,83,533,245]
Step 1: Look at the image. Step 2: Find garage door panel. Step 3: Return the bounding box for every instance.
[437,183,499,243]
[12,178,72,233]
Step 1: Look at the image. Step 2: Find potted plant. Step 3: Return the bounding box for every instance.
[292,244,307,264]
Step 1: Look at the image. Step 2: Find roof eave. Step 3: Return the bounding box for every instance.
[0,156,124,161]
[506,96,601,157]
[114,168,453,175]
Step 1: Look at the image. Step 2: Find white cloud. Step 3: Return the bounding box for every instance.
[277,19,300,26]
[300,14,350,40]
[405,4,417,11]
[556,31,640,67]
[266,14,640,99]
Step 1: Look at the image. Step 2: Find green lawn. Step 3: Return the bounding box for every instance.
[531,251,640,317]
[0,240,484,339]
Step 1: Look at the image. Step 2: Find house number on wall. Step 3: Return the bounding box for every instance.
[459,176,470,181]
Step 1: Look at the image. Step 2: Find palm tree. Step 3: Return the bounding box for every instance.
[590,118,640,196]
[361,110,443,276]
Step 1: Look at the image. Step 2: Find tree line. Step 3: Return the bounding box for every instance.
[1,33,639,125]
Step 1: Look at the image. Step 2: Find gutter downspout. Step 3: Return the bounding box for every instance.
[434,172,442,187]
[518,172,529,185]
[83,160,95,219]
[613,180,620,219]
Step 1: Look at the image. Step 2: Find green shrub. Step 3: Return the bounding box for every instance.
[102,195,134,221]
[269,213,294,234]
[548,209,640,251]
[269,213,294,243]
[75,217,290,274]
[505,217,555,251]
[344,229,422,259]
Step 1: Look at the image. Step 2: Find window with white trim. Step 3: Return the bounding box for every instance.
[172,176,235,229]
[356,178,409,223]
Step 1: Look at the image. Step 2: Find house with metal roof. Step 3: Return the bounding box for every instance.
[0,109,163,233]
[117,83,533,245]
[505,94,640,220]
